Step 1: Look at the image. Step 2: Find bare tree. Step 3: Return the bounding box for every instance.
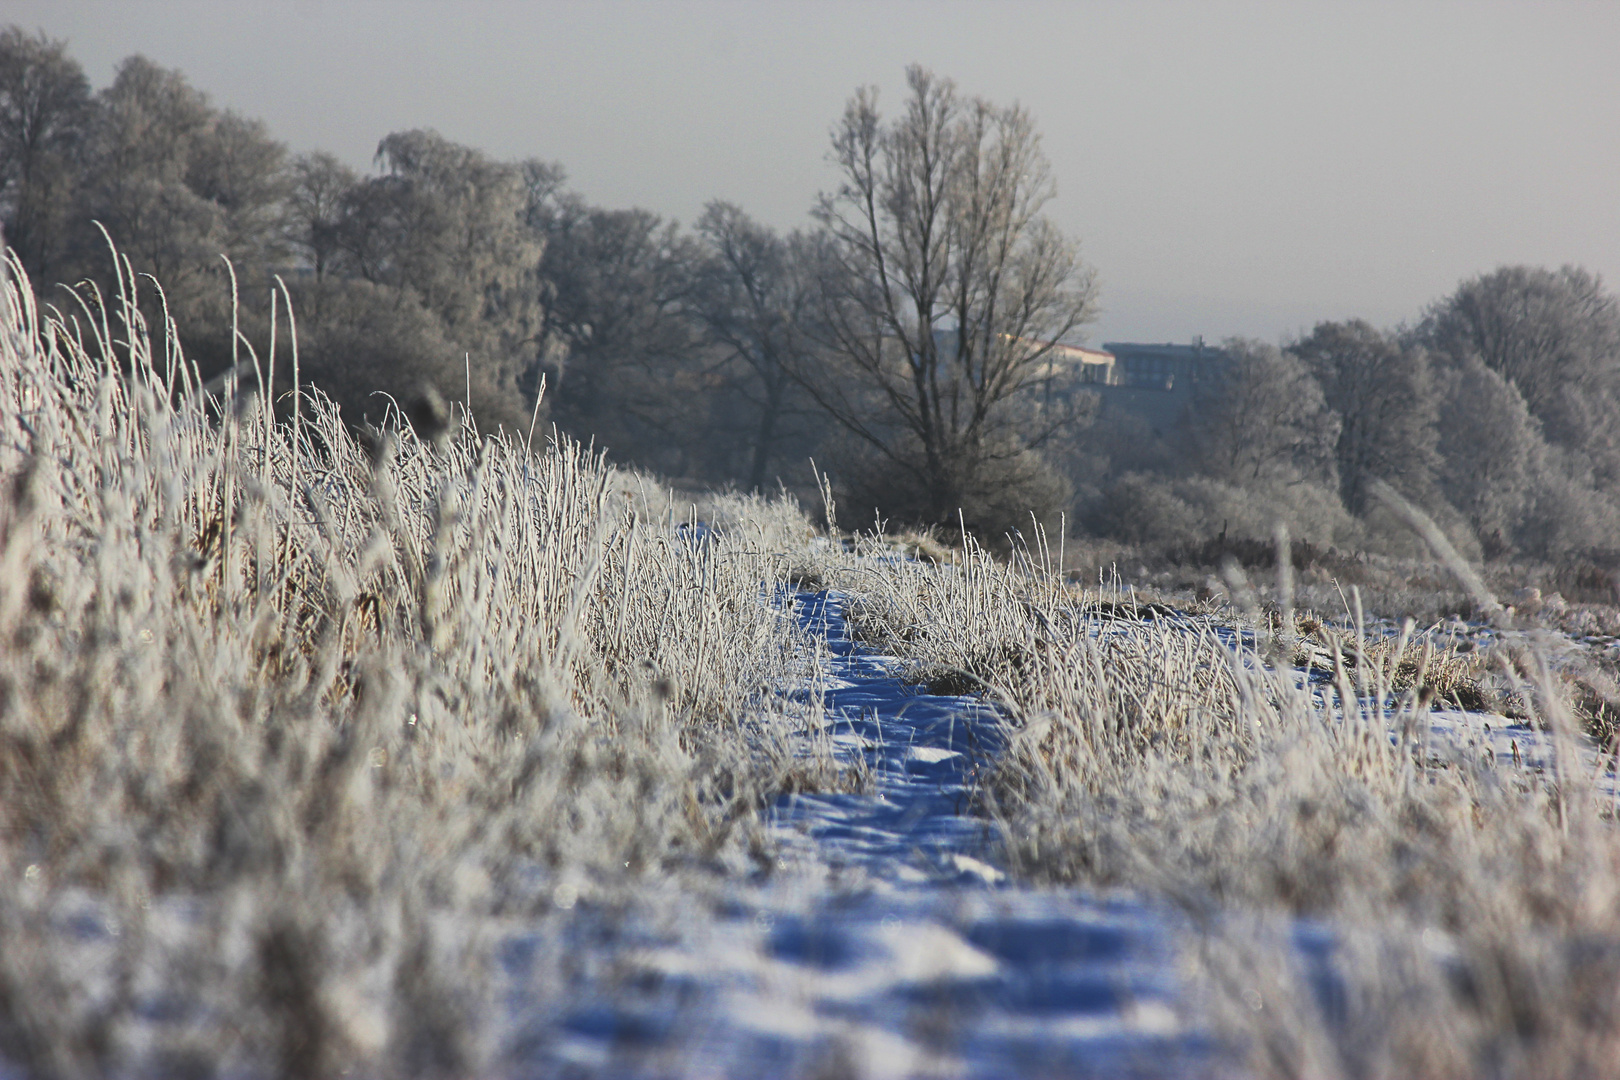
[808,65,1097,529]
[1190,338,1337,486]
[281,150,361,342]
[1287,319,1438,515]
[690,201,819,490]
[532,196,706,472]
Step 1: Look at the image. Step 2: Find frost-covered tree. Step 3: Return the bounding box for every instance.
[0,26,91,285]
[1434,357,1541,555]
[1421,265,1620,487]
[186,111,291,269]
[531,195,708,471]
[808,66,1098,530]
[1288,319,1439,515]
[345,130,543,359]
[1190,338,1336,486]
[77,56,231,290]
[27,54,295,382]
[287,130,546,430]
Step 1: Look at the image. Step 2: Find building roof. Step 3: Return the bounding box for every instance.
[1101,338,1223,361]
[1042,342,1115,364]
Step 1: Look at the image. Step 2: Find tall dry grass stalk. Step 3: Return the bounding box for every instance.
[821,523,1620,1079]
[0,249,828,1077]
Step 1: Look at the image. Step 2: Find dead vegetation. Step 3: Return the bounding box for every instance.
[1064,531,1620,641]
[813,523,1620,1080]
[0,251,834,1077]
[8,239,1620,1077]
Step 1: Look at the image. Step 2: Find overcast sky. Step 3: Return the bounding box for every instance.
[9,0,1619,345]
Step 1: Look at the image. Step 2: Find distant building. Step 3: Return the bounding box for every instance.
[1105,338,1224,390]
[1026,340,1118,385]
[1091,338,1228,436]
[902,331,1119,388]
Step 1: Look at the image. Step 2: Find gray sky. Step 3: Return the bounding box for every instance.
[9,0,1619,345]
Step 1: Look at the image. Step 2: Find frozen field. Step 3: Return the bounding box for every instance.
[4,570,1614,1078]
[493,585,1614,1077]
[503,589,1211,1077]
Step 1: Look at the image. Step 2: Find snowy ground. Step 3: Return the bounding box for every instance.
[509,588,1620,1078]
[502,590,1217,1078]
[12,586,1607,1078]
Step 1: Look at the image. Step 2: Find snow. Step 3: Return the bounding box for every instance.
[501,590,1210,1077]
[483,589,1619,1075]
[13,581,1607,1077]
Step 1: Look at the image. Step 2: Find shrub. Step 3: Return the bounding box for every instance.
[1089,471,1355,549]
[832,434,1073,541]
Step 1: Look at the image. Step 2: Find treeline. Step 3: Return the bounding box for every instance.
[0,27,829,484]
[4,27,1616,562]
[1079,268,1620,561]
[1,38,1099,532]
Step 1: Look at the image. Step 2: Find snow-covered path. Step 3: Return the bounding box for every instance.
[768,589,1008,884]
[505,589,1620,1077]
[519,592,1211,1078]
[41,587,1593,1076]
